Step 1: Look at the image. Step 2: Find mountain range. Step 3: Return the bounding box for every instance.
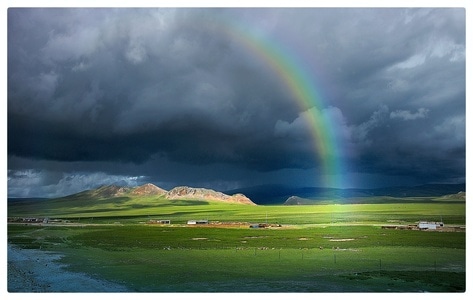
[8,183,465,207]
[58,183,256,205]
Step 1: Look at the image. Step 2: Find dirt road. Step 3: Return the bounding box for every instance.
[7,244,129,292]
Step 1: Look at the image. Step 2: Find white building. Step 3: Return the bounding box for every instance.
[187,220,209,225]
[418,221,443,230]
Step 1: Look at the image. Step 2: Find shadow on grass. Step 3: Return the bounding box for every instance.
[341,270,465,292]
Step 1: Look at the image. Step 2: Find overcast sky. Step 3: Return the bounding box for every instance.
[7,7,466,198]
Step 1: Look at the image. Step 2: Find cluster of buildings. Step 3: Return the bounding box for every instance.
[7,217,68,224]
[146,219,282,228]
[146,219,209,225]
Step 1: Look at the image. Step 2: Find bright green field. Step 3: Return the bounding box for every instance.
[7,198,466,292]
[8,195,466,225]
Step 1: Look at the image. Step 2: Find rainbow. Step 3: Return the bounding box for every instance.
[188,12,344,188]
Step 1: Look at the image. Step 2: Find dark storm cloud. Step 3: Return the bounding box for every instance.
[312,8,466,183]
[7,8,465,197]
[8,8,305,169]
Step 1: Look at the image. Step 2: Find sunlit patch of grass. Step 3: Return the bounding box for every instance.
[9,194,465,226]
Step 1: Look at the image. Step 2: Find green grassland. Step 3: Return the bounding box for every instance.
[7,195,466,292]
[8,194,466,225]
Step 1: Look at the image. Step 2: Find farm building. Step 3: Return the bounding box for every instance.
[249,223,270,228]
[418,221,444,230]
[148,219,171,224]
[187,220,209,225]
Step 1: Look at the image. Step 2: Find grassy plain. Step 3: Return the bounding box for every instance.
[8,195,466,225]
[7,196,466,292]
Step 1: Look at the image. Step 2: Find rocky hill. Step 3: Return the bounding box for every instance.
[75,183,166,198]
[284,196,312,205]
[165,186,255,205]
[69,185,130,199]
[437,191,466,201]
[130,183,167,196]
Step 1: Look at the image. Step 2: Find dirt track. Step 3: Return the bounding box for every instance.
[7,244,129,292]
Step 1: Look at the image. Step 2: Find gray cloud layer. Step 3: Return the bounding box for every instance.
[8,8,465,197]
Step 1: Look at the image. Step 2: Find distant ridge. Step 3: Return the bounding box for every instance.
[227,183,466,205]
[283,190,467,205]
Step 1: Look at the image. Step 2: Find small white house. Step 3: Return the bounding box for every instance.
[418,221,443,230]
[187,220,209,225]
